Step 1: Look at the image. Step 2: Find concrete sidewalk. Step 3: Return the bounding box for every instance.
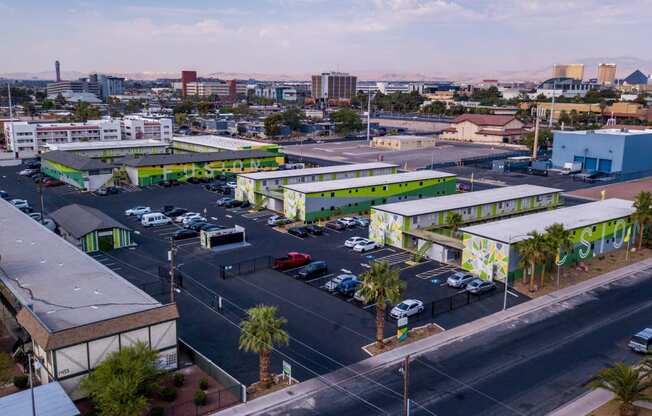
[214,257,652,416]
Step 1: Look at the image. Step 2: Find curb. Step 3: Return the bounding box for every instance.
[213,257,652,416]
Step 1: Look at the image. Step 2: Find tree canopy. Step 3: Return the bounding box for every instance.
[80,342,161,416]
[330,108,363,134]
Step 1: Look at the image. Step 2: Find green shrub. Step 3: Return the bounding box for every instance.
[173,373,184,387]
[193,389,207,406]
[13,374,29,389]
[149,407,164,416]
[199,379,209,390]
[159,386,177,402]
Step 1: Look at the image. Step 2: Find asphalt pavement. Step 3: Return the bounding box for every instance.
[251,268,652,416]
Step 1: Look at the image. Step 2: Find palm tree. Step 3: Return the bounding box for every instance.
[239,305,289,389]
[516,231,546,292]
[633,191,652,250]
[446,211,463,232]
[543,223,573,287]
[590,363,651,416]
[358,261,406,350]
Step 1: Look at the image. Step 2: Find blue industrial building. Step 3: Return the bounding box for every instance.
[552,128,652,177]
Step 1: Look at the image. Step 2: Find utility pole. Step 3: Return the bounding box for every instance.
[169,238,177,303]
[548,80,556,129]
[532,109,540,159]
[403,355,410,416]
[366,90,372,145]
[28,353,36,416]
[8,83,17,159]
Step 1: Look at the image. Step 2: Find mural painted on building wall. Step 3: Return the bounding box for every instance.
[461,233,509,281]
[369,210,404,247]
[284,190,304,221]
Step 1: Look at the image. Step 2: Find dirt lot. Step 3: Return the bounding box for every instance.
[569,176,652,201]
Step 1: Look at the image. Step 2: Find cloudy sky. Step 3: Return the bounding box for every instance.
[2,0,651,76]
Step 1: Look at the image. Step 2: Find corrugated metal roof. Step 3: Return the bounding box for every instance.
[373,185,561,217]
[460,198,635,243]
[121,150,275,167]
[238,162,397,181]
[49,204,131,239]
[282,170,455,194]
[0,382,79,416]
[41,151,114,171]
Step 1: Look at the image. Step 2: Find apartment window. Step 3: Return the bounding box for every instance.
[592,225,597,232]
[371,187,376,192]
[383,185,388,191]
[331,192,335,197]
[419,181,423,186]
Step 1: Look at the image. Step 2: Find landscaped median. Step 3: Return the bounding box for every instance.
[362,323,444,356]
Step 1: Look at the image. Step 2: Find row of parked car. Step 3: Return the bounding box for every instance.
[324,216,369,231]
[344,236,379,253]
[17,168,65,188]
[446,271,498,294]
[124,205,225,237]
[2,191,56,231]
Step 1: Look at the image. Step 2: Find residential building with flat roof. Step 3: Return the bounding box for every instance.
[0,200,179,399]
[369,185,562,262]
[282,170,456,222]
[44,139,170,162]
[551,128,652,177]
[122,150,284,186]
[4,120,121,153]
[121,115,173,142]
[172,135,280,153]
[235,162,398,210]
[460,198,637,282]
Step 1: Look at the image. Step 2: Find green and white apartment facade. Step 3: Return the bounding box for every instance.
[369,185,562,263]
[172,135,280,154]
[235,162,398,211]
[283,170,457,222]
[460,198,637,282]
[41,150,115,192]
[44,140,170,163]
[122,150,284,186]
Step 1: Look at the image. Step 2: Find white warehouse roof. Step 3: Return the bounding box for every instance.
[45,140,168,151]
[173,135,274,150]
[282,170,455,194]
[238,162,398,181]
[373,184,562,217]
[460,198,634,244]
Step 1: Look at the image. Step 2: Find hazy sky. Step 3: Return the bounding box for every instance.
[2,0,651,75]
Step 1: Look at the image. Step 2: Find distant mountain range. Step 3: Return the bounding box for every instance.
[3,56,650,83]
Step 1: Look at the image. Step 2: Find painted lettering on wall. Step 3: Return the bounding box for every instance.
[578,227,593,259]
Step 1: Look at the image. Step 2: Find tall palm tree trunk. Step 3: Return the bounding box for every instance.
[375,303,386,350]
[540,260,547,289]
[259,349,271,389]
[638,223,645,250]
[528,261,537,292]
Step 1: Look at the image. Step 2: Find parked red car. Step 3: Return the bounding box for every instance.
[272,252,312,271]
[43,179,64,187]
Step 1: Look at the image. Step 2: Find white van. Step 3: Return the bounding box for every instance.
[141,212,172,227]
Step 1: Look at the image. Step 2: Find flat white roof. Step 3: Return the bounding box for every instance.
[0,200,161,332]
[239,162,398,181]
[373,185,562,217]
[173,135,276,150]
[44,140,169,151]
[558,128,652,136]
[460,198,634,244]
[283,170,455,194]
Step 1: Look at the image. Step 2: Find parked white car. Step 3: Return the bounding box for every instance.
[390,299,424,319]
[345,236,368,248]
[175,212,200,223]
[354,288,367,303]
[18,168,37,176]
[226,181,237,189]
[353,240,378,253]
[182,214,206,226]
[125,206,151,216]
[10,199,29,209]
[337,217,357,227]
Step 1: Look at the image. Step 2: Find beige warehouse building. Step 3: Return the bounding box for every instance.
[372,135,437,151]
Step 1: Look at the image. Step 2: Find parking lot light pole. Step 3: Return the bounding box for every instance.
[169,238,177,303]
[403,355,410,416]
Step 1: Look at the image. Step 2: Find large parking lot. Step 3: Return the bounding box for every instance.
[0,164,527,385]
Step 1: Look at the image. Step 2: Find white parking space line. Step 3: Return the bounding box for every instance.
[507,290,519,298]
[362,304,376,310]
[176,240,199,247]
[307,274,333,283]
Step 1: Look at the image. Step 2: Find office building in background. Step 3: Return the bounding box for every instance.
[311,72,357,100]
[597,63,617,85]
[98,75,125,99]
[181,70,197,96]
[552,64,585,80]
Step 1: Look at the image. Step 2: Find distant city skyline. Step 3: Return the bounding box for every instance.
[2,0,652,77]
